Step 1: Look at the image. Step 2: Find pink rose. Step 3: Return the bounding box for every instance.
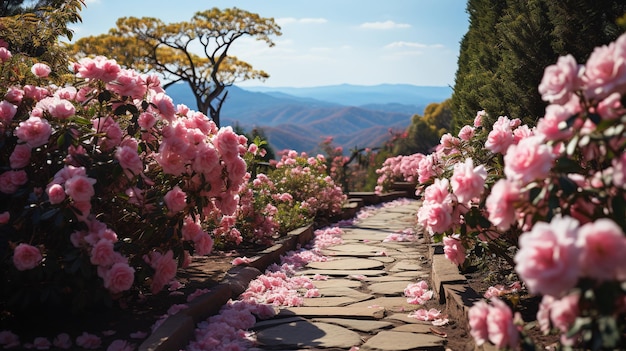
[64,175,96,202]
[31,63,51,78]
[0,100,17,123]
[90,239,117,266]
[503,135,555,184]
[0,47,12,62]
[106,68,147,99]
[0,211,9,224]
[151,92,176,121]
[193,232,214,256]
[0,330,20,348]
[443,235,466,266]
[469,300,490,346]
[596,92,624,120]
[486,298,519,349]
[514,215,581,297]
[450,158,487,204]
[137,112,157,130]
[147,250,178,294]
[33,336,51,350]
[14,116,52,147]
[582,34,626,101]
[422,178,450,204]
[5,87,24,104]
[536,103,577,141]
[115,146,143,178]
[192,142,220,174]
[47,98,75,119]
[13,243,42,271]
[9,144,31,169]
[485,116,514,154]
[577,218,626,281]
[75,332,101,349]
[46,183,66,204]
[486,179,520,231]
[74,56,121,82]
[458,125,475,141]
[103,262,135,294]
[473,110,485,127]
[538,54,581,104]
[164,185,187,213]
[417,201,453,234]
[549,293,579,333]
[213,126,241,161]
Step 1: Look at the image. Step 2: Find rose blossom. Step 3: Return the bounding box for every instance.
[53,333,72,349]
[107,339,135,351]
[450,158,487,204]
[103,262,135,294]
[75,332,101,349]
[0,330,20,348]
[486,298,519,349]
[503,135,555,185]
[469,300,490,346]
[577,218,626,281]
[213,126,241,161]
[47,98,75,119]
[164,185,187,213]
[549,293,579,333]
[0,211,9,224]
[0,100,17,123]
[14,116,52,147]
[5,87,24,104]
[151,92,176,121]
[458,125,475,141]
[443,234,466,266]
[13,243,42,271]
[115,145,143,177]
[0,47,12,62]
[417,201,453,234]
[9,143,31,169]
[90,239,117,266]
[582,34,626,101]
[31,62,51,78]
[486,179,520,231]
[514,215,581,297]
[538,54,580,104]
[64,174,96,203]
[146,250,177,294]
[46,183,66,204]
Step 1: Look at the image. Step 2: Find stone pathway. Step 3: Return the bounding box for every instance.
[251,200,450,351]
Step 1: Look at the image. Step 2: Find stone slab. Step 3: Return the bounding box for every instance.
[302,296,359,307]
[316,286,372,300]
[312,318,393,333]
[307,257,384,270]
[431,254,466,300]
[256,321,362,349]
[385,313,434,324]
[368,281,413,296]
[347,297,421,312]
[370,256,395,263]
[277,306,385,319]
[389,260,423,272]
[252,317,306,330]
[392,323,434,334]
[297,269,387,277]
[323,243,383,253]
[360,330,445,351]
[312,279,362,289]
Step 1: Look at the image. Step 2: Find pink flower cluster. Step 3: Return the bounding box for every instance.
[374,153,424,194]
[515,215,626,297]
[468,298,519,349]
[404,280,434,305]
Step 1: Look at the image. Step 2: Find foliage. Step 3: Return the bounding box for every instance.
[68,7,282,128]
[384,31,626,350]
[0,49,249,313]
[0,0,85,78]
[392,100,452,156]
[318,137,378,192]
[451,0,626,130]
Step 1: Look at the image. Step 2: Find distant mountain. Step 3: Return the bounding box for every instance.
[165,83,451,155]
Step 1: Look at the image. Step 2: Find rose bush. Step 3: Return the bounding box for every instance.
[377,32,626,349]
[0,47,249,312]
[234,149,347,245]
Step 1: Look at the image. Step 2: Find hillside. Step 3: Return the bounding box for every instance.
[165,83,452,155]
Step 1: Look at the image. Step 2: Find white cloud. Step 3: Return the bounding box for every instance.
[277,17,328,26]
[359,20,411,30]
[384,41,444,49]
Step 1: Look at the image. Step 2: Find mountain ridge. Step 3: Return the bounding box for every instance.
[165,83,451,155]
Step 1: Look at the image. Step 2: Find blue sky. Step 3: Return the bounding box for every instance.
[70,0,469,87]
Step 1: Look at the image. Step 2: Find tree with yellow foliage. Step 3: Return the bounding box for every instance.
[69,8,281,127]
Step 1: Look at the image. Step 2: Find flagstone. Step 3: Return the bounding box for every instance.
[311,318,393,332]
[315,286,372,300]
[311,279,362,289]
[252,317,306,330]
[302,296,360,307]
[346,297,421,312]
[360,330,445,351]
[391,323,434,333]
[368,281,413,295]
[277,306,385,319]
[307,257,384,270]
[256,321,362,349]
[388,260,423,272]
[297,269,387,277]
[385,313,433,324]
[323,243,383,253]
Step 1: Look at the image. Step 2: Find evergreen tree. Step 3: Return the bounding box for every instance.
[451,0,626,131]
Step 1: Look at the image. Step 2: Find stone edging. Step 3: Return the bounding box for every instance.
[430,244,499,351]
[139,191,410,351]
